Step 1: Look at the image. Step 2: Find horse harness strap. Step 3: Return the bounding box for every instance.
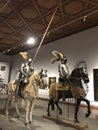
[56,82,70,91]
[32,81,37,88]
[70,76,81,80]
[55,83,68,101]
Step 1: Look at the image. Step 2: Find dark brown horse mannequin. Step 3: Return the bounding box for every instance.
[47,67,91,123]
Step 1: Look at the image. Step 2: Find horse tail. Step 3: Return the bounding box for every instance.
[49,82,57,110]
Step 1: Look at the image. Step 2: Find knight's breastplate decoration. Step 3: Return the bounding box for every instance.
[23,65,30,83]
[59,64,69,80]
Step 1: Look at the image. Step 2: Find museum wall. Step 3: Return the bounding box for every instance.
[9,26,98,106]
[0,54,13,63]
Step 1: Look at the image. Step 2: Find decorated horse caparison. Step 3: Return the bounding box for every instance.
[5,69,47,125]
[47,67,91,123]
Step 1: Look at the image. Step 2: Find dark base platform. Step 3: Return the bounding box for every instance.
[43,115,88,130]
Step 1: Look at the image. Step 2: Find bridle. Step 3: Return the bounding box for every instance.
[79,67,89,95]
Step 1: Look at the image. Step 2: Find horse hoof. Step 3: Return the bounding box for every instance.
[6,117,10,121]
[29,121,32,124]
[59,111,62,115]
[16,115,20,118]
[47,113,50,116]
[75,118,80,123]
[85,111,91,118]
[25,122,28,126]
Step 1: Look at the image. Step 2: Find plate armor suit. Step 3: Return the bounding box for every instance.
[16,52,34,97]
[51,50,70,85]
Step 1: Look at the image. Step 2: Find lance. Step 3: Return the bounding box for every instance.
[31,5,59,65]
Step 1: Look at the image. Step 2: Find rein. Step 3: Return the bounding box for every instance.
[70,76,81,80]
[85,84,89,95]
[32,80,37,88]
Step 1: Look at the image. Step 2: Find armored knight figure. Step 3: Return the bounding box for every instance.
[51,50,70,84]
[16,52,34,97]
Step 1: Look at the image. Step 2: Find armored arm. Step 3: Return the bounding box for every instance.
[20,63,26,77]
[58,64,62,77]
[29,66,34,76]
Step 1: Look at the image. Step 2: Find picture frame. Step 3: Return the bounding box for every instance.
[93,69,98,101]
[49,77,56,88]
[1,66,6,71]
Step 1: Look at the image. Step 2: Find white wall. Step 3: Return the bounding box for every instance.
[9,26,98,106]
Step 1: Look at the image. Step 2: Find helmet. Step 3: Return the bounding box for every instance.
[51,50,64,63]
[27,58,32,65]
[52,50,63,59]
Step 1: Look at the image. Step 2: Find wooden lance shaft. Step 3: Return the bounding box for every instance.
[31,5,59,65]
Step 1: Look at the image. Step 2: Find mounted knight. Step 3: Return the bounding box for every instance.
[51,50,70,89]
[15,52,34,98]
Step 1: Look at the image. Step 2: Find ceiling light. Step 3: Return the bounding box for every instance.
[27,37,35,45]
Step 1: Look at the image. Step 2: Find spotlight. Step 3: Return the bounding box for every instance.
[27,37,35,45]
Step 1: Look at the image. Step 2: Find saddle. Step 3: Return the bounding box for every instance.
[15,81,29,98]
[57,82,70,91]
[70,85,86,98]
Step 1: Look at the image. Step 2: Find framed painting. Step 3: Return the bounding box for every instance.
[49,77,56,88]
[1,66,6,71]
[93,69,98,101]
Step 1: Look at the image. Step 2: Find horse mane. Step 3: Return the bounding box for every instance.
[23,71,41,98]
[70,67,82,78]
[29,71,40,82]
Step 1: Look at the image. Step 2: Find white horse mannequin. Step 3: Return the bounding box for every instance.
[5,70,47,125]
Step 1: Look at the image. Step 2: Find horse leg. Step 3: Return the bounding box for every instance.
[54,100,62,115]
[5,96,10,120]
[47,99,54,116]
[50,99,55,110]
[5,92,13,120]
[28,99,34,124]
[25,99,30,126]
[80,98,91,118]
[14,98,20,118]
[74,99,81,123]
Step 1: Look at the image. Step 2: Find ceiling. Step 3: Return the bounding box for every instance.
[0,0,98,55]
